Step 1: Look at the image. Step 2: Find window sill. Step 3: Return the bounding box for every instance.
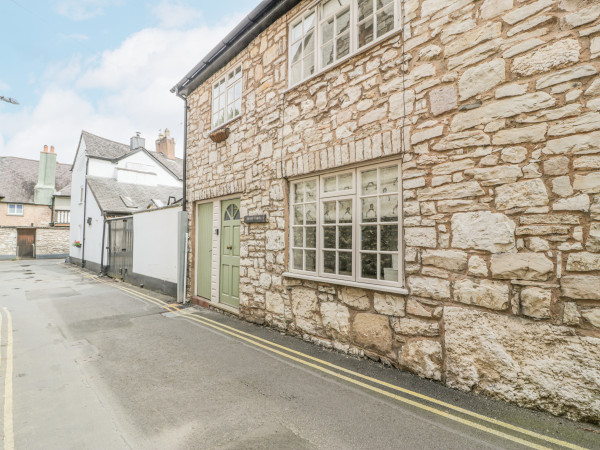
[209,114,242,136]
[283,272,408,295]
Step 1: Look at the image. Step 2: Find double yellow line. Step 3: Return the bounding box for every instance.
[67,265,584,450]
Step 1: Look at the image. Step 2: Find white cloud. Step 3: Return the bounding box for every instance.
[0,9,248,165]
[151,0,204,29]
[54,0,121,21]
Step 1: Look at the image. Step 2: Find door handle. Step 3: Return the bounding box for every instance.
[227,245,232,250]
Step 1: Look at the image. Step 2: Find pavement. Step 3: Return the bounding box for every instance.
[0,259,599,450]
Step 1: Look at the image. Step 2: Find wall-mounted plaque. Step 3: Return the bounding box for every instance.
[244,214,267,223]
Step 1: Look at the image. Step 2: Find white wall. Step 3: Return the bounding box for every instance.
[88,158,115,178]
[132,207,179,283]
[54,197,71,210]
[69,140,87,259]
[82,186,106,265]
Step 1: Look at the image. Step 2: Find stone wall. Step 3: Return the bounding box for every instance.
[0,227,17,259]
[185,0,600,422]
[36,227,70,257]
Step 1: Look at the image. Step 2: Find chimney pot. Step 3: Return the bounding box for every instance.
[50,146,55,153]
[43,145,48,153]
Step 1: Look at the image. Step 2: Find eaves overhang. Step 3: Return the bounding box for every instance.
[171,0,301,98]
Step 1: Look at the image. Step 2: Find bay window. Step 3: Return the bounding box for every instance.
[289,162,402,288]
[289,0,400,87]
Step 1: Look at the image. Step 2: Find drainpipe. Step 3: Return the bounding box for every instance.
[183,97,188,212]
[81,158,89,268]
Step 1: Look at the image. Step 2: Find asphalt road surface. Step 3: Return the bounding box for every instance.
[0,259,598,449]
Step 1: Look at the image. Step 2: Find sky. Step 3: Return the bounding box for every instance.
[0,0,259,164]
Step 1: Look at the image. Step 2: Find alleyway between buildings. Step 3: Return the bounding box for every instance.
[0,259,598,449]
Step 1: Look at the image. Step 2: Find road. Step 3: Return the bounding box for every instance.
[0,259,598,449]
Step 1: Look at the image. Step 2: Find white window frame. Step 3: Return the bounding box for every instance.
[290,8,317,87]
[288,161,403,290]
[7,204,24,216]
[211,64,243,130]
[288,0,401,88]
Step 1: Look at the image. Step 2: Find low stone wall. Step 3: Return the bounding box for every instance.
[0,228,17,259]
[185,0,600,423]
[36,227,70,257]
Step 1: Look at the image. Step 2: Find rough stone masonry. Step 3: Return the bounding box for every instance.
[185,0,600,423]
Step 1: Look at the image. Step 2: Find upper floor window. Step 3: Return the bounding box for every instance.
[289,0,400,87]
[289,161,402,288]
[7,204,23,216]
[212,65,242,129]
[290,9,316,86]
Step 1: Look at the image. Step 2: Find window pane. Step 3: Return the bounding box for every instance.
[380,224,398,251]
[377,0,394,6]
[323,201,336,224]
[304,31,315,53]
[339,252,352,276]
[323,226,336,248]
[305,203,317,225]
[358,16,374,48]
[381,254,398,281]
[306,250,316,272]
[305,180,316,201]
[357,0,373,21]
[324,176,336,192]
[338,173,352,191]
[303,54,315,79]
[376,5,395,37]
[293,227,304,247]
[380,166,398,193]
[322,17,334,44]
[293,249,303,270]
[380,195,398,222]
[294,183,304,203]
[321,41,334,67]
[306,226,317,248]
[361,226,377,250]
[361,253,377,279]
[233,99,241,117]
[322,0,338,17]
[291,62,302,85]
[305,12,315,31]
[339,226,352,249]
[361,198,377,222]
[294,205,304,225]
[234,82,242,100]
[361,169,377,195]
[227,104,235,121]
[292,21,303,42]
[338,199,352,223]
[324,251,336,273]
[336,33,350,60]
[337,9,350,35]
[291,41,303,64]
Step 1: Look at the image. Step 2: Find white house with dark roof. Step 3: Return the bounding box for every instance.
[70,130,183,278]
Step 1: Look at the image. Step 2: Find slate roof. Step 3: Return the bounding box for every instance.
[81,130,183,180]
[0,156,72,203]
[86,176,182,214]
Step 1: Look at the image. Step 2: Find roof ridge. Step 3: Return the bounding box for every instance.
[82,130,129,148]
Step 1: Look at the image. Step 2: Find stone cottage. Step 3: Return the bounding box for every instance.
[172,0,600,423]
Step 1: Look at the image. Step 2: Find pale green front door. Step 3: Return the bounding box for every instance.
[196,202,213,300]
[220,199,240,307]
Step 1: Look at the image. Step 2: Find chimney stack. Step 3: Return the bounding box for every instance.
[34,144,57,206]
[155,128,175,159]
[130,132,145,151]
